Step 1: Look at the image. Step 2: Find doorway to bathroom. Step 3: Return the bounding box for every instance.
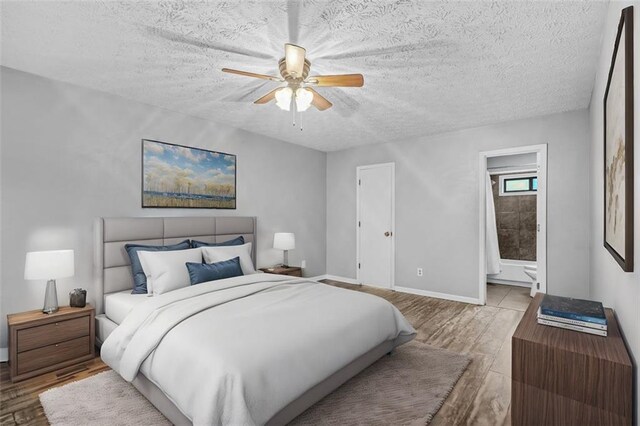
[478,145,547,306]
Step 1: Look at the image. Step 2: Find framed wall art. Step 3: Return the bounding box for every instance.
[603,6,634,272]
[142,139,236,209]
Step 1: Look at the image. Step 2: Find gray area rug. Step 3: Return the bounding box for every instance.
[290,341,471,425]
[39,369,171,426]
[40,341,470,426]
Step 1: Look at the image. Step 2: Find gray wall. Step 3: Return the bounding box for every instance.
[588,1,640,415]
[0,67,327,350]
[326,109,591,300]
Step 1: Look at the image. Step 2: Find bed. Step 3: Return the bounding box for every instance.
[94,216,415,425]
[104,290,147,324]
[93,217,259,346]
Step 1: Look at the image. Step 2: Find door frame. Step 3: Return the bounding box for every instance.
[478,144,547,305]
[356,162,396,289]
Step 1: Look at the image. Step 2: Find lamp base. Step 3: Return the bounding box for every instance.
[43,279,59,314]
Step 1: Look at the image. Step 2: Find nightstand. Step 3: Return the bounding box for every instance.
[8,305,95,382]
[259,266,302,277]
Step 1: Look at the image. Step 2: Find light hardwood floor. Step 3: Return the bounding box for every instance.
[0,280,530,425]
[323,280,528,426]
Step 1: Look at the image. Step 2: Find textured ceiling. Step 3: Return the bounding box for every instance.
[1,1,608,151]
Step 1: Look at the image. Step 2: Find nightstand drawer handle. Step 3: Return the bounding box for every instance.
[55,344,59,347]
[55,323,59,326]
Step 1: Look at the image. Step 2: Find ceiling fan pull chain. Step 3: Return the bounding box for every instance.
[299,110,303,131]
[291,93,297,127]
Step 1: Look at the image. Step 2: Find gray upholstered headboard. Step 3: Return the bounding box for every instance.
[93,216,257,315]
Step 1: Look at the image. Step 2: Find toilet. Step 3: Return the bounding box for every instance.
[523,265,538,297]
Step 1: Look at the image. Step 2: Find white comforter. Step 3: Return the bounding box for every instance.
[101,274,416,425]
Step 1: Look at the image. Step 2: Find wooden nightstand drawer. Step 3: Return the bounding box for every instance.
[17,335,92,376]
[17,316,90,352]
[8,305,95,382]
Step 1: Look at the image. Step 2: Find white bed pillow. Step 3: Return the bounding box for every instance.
[201,242,255,275]
[138,248,203,295]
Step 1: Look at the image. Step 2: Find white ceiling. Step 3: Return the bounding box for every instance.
[1,1,608,152]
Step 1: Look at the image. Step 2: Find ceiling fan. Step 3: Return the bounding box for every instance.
[222,43,364,128]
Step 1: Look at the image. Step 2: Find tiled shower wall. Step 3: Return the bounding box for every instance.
[491,174,537,261]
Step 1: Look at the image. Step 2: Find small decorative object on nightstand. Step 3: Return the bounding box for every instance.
[273,233,295,267]
[24,249,75,314]
[260,266,302,277]
[69,288,87,308]
[8,305,95,382]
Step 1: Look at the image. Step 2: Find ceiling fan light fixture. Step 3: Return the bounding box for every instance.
[284,43,306,77]
[222,43,364,119]
[275,87,293,111]
[295,88,313,112]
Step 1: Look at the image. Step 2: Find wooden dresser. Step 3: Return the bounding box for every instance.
[8,305,95,382]
[512,294,632,425]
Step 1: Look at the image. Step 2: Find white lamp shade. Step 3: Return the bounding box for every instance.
[24,250,75,280]
[295,88,313,112]
[273,233,295,251]
[275,87,293,111]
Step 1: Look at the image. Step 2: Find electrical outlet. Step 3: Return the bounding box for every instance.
[301,260,306,269]
[417,268,423,277]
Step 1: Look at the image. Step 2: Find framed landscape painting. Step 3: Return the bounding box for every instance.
[603,6,634,272]
[142,139,236,209]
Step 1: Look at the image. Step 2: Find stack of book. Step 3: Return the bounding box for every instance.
[537,294,607,337]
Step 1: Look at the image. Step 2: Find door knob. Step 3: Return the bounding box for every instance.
[384,231,391,237]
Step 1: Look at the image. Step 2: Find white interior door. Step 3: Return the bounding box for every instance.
[357,163,395,288]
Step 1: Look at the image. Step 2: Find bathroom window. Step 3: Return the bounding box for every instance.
[499,173,537,196]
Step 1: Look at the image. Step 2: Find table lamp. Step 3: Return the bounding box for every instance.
[273,233,295,267]
[24,249,74,314]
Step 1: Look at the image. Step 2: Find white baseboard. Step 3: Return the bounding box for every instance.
[394,286,481,305]
[0,347,7,362]
[324,275,360,285]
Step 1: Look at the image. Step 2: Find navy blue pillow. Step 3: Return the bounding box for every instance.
[191,236,244,248]
[125,240,191,294]
[186,257,243,285]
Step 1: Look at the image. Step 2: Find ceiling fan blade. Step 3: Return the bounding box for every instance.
[254,88,279,104]
[307,88,333,111]
[284,43,306,78]
[145,26,273,60]
[222,68,281,81]
[307,74,364,87]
